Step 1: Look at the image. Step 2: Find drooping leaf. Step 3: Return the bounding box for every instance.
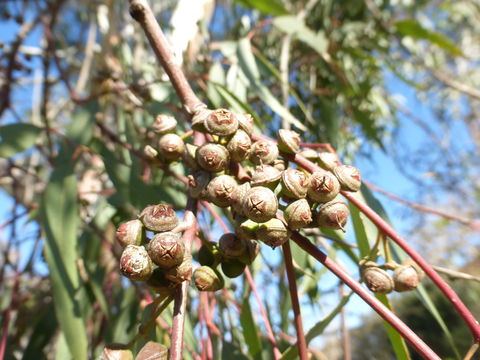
[233,0,289,16]
[0,123,42,157]
[240,297,263,359]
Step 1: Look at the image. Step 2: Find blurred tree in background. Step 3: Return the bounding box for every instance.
[0,0,479,359]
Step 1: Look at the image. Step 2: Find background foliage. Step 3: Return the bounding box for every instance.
[1,0,479,359]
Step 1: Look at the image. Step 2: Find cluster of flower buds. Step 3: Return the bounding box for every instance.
[117,203,191,293]
[360,259,425,294]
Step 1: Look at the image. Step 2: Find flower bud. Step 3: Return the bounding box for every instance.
[148,232,184,269]
[191,107,211,132]
[250,165,282,188]
[136,342,168,360]
[243,240,260,264]
[333,165,361,192]
[318,152,340,171]
[250,140,279,165]
[206,175,238,207]
[119,245,153,281]
[187,170,210,199]
[221,259,247,278]
[205,108,239,136]
[195,241,218,267]
[165,254,192,283]
[144,145,160,161]
[272,159,287,171]
[196,143,230,172]
[243,187,278,223]
[139,204,179,232]
[183,143,198,169]
[219,233,247,259]
[146,268,173,294]
[101,343,134,360]
[307,171,340,203]
[298,148,318,162]
[236,113,254,135]
[227,129,252,162]
[393,265,421,292]
[194,266,224,291]
[256,218,290,248]
[281,168,310,199]
[361,266,394,294]
[277,129,300,154]
[153,114,177,134]
[316,198,349,231]
[158,133,185,161]
[235,219,258,241]
[230,182,251,215]
[284,199,312,230]
[116,219,144,248]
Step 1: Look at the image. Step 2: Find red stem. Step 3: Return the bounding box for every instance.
[282,241,309,360]
[291,232,440,360]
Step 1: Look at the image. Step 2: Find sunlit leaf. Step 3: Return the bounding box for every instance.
[233,0,289,16]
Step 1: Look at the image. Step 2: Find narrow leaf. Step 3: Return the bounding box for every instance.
[240,297,263,359]
[233,0,289,16]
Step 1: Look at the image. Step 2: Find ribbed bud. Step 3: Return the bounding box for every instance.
[250,165,282,188]
[284,199,312,230]
[298,148,318,161]
[196,143,230,172]
[205,108,239,136]
[227,130,252,162]
[318,152,340,171]
[148,232,184,269]
[187,170,210,199]
[361,267,394,294]
[116,219,144,248]
[307,171,340,203]
[277,129,300,154]
[165,254,192,284]
[194,266,224,291]
[250,140,279,165]
[146,268,173,294]
[393,265,421,292]
[183,143,198,169]
[236,113,254,135]
[119,245,153,281]
[281,168,310,199]
[316,199,349,231]
[333,165,361,192]
[206,175,238,207]
[158,133,185,161]
[153,114,177,134]
[221,259,247,278]
[272,159,287,171]
[243,187,278,223]
[139,204,179,232]
[101,343,134,360]
[144,145,159,161]
[256,218,290,248]
[191,107,211,132]
[219,233,247,259]
[243,240,260,264]
[230,182,251,215]
[136,342,168,360]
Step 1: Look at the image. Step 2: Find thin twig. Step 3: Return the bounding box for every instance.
[282,241,308,360]
[432,265,480,284]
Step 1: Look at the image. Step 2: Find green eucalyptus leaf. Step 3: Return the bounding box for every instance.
[0,123,41,157]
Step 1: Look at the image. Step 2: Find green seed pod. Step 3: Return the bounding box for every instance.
[119,245,153,281]
[250,140,279,165]
[195,241,218,267]
[148,232,184,269]
[243,186,278,223]
[307,171,340,203]
[316,199,349,231]
[187,170,210,199]
[196,143,230,172]
[250,165,282,188]
[333,165,361,192]
[158,133,185,161]
[361,266,394,294]
[256,218,290,248]
[206,175,238,207]
[318,152,340,171]
[227,129,252,162]
[136,342,168,360]
[235,218,258,241]
[221,259,247,278]
[219,233,247,259]
[139,204,179,232]
[116,219,144,248]
[284,199,312,230]
[194,266,224,291]
[277,129,300,154]
[101,343,134,360]
[281,168,310,199]
[205,108,239,136]
[153,114,177,134]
